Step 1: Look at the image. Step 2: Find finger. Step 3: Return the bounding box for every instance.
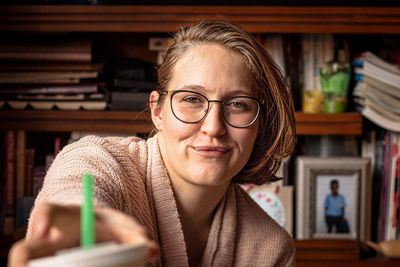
[31,204,81,248]
[95,208,160,257]
[30,204,53,239]
[96,208,148,243]
[8,238,57,267]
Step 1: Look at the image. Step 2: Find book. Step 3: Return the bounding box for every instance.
[25,148,35,197]
[0,39,92,62]
[0,71,98,84]
[359,75,400,99]
[353,51,400,90]
[378,133,391,241]
[110,91,150,111]
[16,196,35,228]
[354,81,400,115]
[385,133,399,241]
[0,62,103,71]
[3,130,16,235]
[112,79,156,90]
[0,83,101,95]
[16,130,26,199]
[0,143,4,235]
[301,33,334,92]
[6,93,108,110]
[32,167,46,198]
[264,34,286,77]
[359,105,400,133]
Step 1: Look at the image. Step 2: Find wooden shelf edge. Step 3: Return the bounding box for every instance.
[0,110,362,135]
[1,5,399,33]
[295,112,362,135]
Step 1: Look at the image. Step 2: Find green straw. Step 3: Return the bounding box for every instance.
[81,173,95,248]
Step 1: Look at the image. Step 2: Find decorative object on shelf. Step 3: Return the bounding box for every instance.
[301,33,334,114]
[366,240,400,259]
[320,50,351,114]
[296,157,371,241]
[242,181,293,236]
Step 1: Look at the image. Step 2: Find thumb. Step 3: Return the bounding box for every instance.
[30,204,53,239]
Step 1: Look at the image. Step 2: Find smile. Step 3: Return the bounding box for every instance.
[192,146,229,158]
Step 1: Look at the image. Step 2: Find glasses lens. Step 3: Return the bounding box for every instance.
[223,97,260,127]
[171,91,208,123]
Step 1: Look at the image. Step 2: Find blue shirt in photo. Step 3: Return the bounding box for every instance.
[324,194,346,217]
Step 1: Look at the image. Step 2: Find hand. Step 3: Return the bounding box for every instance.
[8,203,159,267]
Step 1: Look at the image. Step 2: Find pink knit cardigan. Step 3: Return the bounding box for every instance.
[29,135,295,267]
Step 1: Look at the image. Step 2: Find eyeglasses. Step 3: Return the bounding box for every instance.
[161,90,263,128]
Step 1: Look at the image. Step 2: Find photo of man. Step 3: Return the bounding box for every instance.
[324,179,349,233]
[315,174,354,236]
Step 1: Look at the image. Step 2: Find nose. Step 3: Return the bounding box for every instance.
[200,102,226,137]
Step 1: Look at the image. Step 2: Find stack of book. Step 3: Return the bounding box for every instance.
[0,39,108,110]
[104,59,156,111]
[353,51,400,132]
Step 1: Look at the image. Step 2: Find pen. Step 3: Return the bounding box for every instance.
[81,173,95,248]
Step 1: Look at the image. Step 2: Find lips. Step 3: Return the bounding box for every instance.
[192,146,230,158]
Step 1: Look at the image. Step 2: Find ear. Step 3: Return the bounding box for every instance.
[150,90,163,130]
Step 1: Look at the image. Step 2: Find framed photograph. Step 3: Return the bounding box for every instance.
[296,157,371,241]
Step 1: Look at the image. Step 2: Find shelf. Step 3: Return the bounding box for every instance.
[0,5,399,33]
[295,112,362,135]
[0,110,362,135]
[295,240,400,267]
[0,110,153,134]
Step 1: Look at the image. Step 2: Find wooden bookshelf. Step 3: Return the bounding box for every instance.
[0,110,362,135]
[0,4,397,265]
[0,5,400,34]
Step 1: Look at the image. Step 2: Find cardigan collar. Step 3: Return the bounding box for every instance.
[147,134,237,267]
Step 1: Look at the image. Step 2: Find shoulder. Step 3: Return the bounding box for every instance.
[62,135,149,163]
[73,134,147,152]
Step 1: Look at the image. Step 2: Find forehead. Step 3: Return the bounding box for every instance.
[169,44,255,96]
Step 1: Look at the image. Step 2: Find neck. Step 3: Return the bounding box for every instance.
[172,179,229,228]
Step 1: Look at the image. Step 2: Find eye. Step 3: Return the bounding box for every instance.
[226,99,249,110]
[183,95,204,104]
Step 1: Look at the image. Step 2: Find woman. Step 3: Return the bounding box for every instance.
[9,19,296,267]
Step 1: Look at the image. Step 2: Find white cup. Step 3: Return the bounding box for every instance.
[28,242,147,267]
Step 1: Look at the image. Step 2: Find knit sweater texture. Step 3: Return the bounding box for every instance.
[29,134,295,267]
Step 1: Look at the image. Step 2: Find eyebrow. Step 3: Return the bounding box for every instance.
[178,84,253,97]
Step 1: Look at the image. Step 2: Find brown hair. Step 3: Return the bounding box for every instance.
[156,19,296,185]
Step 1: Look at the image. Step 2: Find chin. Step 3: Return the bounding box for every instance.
[186,169,233,188]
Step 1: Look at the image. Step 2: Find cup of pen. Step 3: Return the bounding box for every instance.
[29,174,148,267]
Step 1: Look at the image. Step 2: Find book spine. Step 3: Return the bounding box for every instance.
[378,133,390,242]
[16,130,26,199]
[0,143,4,236]
[0,84,99,95]
[32,167,46,198]
[0,52,91,62]
[25,148,35,197]
[4,130,16,235]
[385,133,399,240]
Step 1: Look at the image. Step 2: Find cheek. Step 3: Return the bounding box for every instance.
[162,108,197,142]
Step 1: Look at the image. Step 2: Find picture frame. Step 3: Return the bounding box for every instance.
[296,157,371,241]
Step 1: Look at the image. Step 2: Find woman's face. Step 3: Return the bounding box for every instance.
[152,44,259,190]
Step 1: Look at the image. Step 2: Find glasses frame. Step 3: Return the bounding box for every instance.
[160,90,264,128]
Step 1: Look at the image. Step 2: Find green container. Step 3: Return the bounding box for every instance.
[323,99,346,114]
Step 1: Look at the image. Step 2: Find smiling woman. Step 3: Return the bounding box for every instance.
[8,20,296,267]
